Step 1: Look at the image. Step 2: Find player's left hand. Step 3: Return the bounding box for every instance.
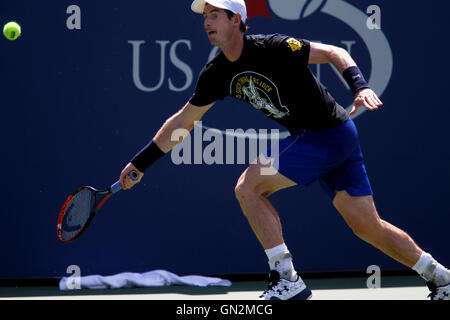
[350,88,383,115]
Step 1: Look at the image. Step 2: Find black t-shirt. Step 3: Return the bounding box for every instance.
[189,34,348,131]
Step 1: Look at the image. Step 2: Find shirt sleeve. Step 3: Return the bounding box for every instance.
[189,64,226,107]
[266,34,311,68]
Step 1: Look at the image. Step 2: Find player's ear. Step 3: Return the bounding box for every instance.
[234,14,241,27]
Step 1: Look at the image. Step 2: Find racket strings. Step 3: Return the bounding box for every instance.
[59,188,96,241]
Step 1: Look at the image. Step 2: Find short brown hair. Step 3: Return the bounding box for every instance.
[224,9,248,33]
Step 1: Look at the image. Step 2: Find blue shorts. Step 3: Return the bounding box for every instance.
[267,118,373,200]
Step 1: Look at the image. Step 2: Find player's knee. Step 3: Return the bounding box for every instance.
[347,217,385,245]
[349,222,373,242]
[234,179,256,201]
[235,166,280,202]
[333,193,383,243]
[235,174,270,201]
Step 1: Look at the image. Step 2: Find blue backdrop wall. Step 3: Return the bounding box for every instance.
[1,0,449,279]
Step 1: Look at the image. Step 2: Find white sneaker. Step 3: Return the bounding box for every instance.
[427,281,450,300]
[259,270,312,300]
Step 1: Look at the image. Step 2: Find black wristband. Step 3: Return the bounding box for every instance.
[342,66,370,96]
[130,140,165,173]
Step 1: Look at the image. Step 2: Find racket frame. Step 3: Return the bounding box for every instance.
[56,171,138,242]
[57,186,111,242]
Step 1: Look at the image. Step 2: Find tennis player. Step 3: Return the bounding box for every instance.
[119,0,449,300]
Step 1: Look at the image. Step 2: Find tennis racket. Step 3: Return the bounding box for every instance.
[57,171,138,242]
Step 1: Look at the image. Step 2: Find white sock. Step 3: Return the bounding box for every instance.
[265,243,297,281]
[412,252,450,286]
[265,243,289,260]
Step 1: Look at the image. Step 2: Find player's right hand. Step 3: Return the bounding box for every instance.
[120,162,144,190]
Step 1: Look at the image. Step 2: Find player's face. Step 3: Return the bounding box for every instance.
[203,4,234,46]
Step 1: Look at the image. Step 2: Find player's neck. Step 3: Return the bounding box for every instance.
[221,33,244,62]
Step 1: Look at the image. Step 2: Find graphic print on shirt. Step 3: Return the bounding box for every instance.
[230,71,290,119]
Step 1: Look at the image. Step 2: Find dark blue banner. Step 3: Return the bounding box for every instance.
[1,0,449,278]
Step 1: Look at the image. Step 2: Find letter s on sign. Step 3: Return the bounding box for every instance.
[169,40,193,92]
[129,40,193,93]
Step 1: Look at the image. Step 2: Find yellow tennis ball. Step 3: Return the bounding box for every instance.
[3,21,21,40]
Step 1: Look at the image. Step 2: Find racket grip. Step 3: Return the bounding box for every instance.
[129,170,139,181]
[111,170,139,193]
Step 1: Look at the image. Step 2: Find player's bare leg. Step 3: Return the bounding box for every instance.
[333,190,450,299]
[235,162,312,300]
[234,162,296,250]
[332,190,422,266]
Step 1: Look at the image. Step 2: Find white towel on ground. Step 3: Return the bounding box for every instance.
[59,269,232,290]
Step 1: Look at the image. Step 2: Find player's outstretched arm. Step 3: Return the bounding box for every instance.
[308,42,383,115]
[120,102,215,189]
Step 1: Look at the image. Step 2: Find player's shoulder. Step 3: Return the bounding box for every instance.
[246,34,309,51]
[245,33,292,48]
